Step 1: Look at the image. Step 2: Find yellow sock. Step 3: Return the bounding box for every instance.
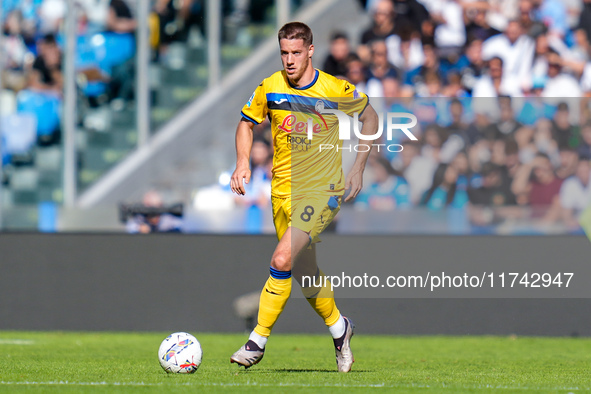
[253,268,292,337]
[302,269,341,327]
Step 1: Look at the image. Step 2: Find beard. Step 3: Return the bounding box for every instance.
[285,61,310,84]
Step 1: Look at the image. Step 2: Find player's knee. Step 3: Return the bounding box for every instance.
[271,252,291,272]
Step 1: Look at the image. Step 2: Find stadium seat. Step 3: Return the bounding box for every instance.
[10,167,39,204]
[0,90,17,116]
[91,32,136,72]
[16,90,61,138]
[0,113,37,159]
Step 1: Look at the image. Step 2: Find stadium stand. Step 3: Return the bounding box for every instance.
[2,0,591,234]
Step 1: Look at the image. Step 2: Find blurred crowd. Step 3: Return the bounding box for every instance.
[3,0,591,232]
[335,0,591,99]
[1,0,139,161]
[1,0,138,100]
[207,0,591,233]
[342,0,591,231]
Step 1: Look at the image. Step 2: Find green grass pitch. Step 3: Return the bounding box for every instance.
[1,331,590,393]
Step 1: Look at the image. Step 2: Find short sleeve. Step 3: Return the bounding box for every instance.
[337,80,369,118]
[241,81,268,124]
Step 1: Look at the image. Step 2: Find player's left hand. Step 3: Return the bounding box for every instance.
[344,169,363,202]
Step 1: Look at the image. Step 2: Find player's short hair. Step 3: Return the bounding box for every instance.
[278,22,313,46]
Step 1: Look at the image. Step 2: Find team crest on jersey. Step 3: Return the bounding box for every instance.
[315,100,325,113]
[353,89,360,99]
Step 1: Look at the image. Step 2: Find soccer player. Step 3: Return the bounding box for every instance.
[229,22,379,372]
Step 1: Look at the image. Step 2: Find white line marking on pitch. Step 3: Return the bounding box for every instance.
[0,382,158,387]
[0,381,586,390]
[0,340,34,345]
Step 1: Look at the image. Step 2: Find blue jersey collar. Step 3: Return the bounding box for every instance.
[288,69,319,90]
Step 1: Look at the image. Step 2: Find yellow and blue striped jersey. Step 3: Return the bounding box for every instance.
[241,69,369,198]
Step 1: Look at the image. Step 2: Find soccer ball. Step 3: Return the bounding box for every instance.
[158,332,203,373]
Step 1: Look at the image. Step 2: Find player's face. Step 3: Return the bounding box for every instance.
[280,38,314,84]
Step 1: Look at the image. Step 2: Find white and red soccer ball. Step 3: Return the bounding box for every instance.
[158,332,203,373]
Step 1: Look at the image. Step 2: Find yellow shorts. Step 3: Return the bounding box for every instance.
[272,194,342,243]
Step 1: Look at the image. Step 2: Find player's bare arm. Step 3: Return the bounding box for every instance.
[230,119,254,196]
[345,103,379,202]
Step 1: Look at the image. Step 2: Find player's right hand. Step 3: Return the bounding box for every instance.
[231,166,251,196]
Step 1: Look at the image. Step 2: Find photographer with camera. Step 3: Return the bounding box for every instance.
[121,191,183,234]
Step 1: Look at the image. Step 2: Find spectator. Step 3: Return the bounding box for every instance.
[358,0,397,63]
[541,52,582,123]
[511,153,563,219]
[152,0,202,55]
[154,0,184,50]
[531,0,568,39]
[529,30,551,88]
[504,137,522,179]
[468,162,516,206]
[483,0,520,32]
[571,27,590,65]
[551,102,578,150]
[106,0,137,110]
[517,0,535,34]
[323,32,351,78]
[355,155,411,210]
[441,72,468,97]
[472,56,521,97]
[459,37,485,94]
[4,0,40,45]
[382,76,401,104]
[450,150,472,189]
[366,40,399,97]
[126,191,183,233]
[421,124,447,162]
[38,0,66,34]
[464,1,502,42]
[532,118,560,165]
[2,10,30,91]
[559,157,591,228]
[577,0,591,48]
[556,147,579,180]
[385,21,424,72]
[29,34,63,94]
[421,163,468,210]
[344,54,368,93]
[578,122,591,159]
[392,140,437,204]
[392,0,429,35]
[430,0,466,54]
[482,19,534,84]
[440,99,470,162]
[77,0,111,33]
[579,57,591,95]
[106,0,136,33]
[404,42,440,89]
[467,111,500,145]
[421,70,444,98]
[496,96,522,136]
